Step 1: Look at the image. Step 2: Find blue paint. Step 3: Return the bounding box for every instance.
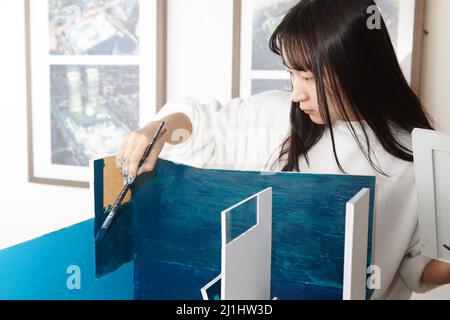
[134,260,219,300]
[94,159,134,278]
[95,201,135,278]
[0,219,133,300]
[0,158,375,300]
[93,159,104,234]
[204,277,221,301]
[133,260,341,300]
[95,159,375,300]
[271,280,341,300]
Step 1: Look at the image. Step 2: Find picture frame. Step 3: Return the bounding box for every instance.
[25,0,167,188]
[232,0,425,98]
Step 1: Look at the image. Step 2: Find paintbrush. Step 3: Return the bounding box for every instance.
[95,121,166,242]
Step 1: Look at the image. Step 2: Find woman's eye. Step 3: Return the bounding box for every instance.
[285,70,313,81]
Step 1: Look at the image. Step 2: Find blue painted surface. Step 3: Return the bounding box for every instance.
[271,280,341,300]
[94,159,375,300]
[204,277,221,301]
[94,159,134,278]
[133,260,341,300]
[0,219,133,300]
[134,260,220,300]
[0,158,375,300]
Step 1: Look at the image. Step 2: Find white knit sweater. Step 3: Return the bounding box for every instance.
[154,90,434,300]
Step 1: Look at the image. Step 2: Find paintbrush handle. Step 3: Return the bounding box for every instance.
[139,121,166,168]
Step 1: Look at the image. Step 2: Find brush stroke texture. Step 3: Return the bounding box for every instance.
[94,159,134,277]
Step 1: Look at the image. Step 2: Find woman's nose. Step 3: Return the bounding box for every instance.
[292,92,309,103]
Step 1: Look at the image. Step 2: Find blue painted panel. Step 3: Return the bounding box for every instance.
[134,260,219,300]
[94,159,134,278]
[124,160,375,300]
[0,220,133,300]
[0,157,374,300]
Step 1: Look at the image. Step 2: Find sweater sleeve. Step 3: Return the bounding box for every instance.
[153,90,292,170]
[398,224,436,293]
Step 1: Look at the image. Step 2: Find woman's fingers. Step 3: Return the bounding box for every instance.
[121,132,139,180]
[136,143,163,176]
[116,134,129,174]
[116,121,168,184]
[127,138,149,184]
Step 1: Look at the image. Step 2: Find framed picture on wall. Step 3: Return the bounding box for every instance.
[232,0,425,98]
[26,0,167,188]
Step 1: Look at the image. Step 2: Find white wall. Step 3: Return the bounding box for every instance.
[0,0,235,251]
[0,1,92,250]
[0,0,449,299]
[420,0,450,132]
[166,0,233,104]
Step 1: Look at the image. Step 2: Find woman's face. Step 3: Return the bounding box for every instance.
[285,64,345,125]
[286,66,324,124]
[282,49,347,124]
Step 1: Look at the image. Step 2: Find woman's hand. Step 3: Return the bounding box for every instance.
[115,112,193,184]
[422,259,450,285]
[116,121,166,184]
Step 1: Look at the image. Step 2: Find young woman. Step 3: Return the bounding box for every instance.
[116,0,450,299]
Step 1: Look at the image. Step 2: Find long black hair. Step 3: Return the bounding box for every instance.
[269,0,434,174]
